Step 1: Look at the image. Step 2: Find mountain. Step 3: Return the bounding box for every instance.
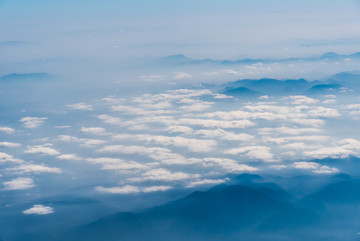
[72,182,291,241]
[222,86,264,98]
[0,73,53,82]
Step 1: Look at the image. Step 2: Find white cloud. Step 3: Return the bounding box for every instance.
[87,157,148,171]
[9,164,62,174]
[20,117,47,128]
[286,95,319,105]
[186,178,230,188]
[307,107,340,118]
[195,129,254,141]
[129,168,193,182]
[174,72,192,79]
[165,126,194,135]
[201,158,259,172]
[67,102,94,111]
[57,135,106,148]
[0,152,23,163]
[25,143,60,156]
[57,154,82,160]
[224,146,276,162]
[96,185,140,194]
[292,161,339,174]
[258,126,322,135]
[23,205,54,215]
[98,145,190,165]
[3,177,35,190]
[81,127,107,135]
[143,185,172,192]
[113,134,217,152]
[0,127,15,134]
[303,147,355,159]
[179,118,255,128]
[0,142,21,148]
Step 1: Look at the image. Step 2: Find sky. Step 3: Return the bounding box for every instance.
[2,0,360,219]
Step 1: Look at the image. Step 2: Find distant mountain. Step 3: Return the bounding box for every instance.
[218,71,360,98]
[0,73,53,82]
[72,182,291,241]
[158,51,360,66]
[223,86,264,98]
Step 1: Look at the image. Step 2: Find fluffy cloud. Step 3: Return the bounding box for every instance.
[20,117,47,128]
[0,152,23,163]
[129,168,194,182]
[25,143,60,156]
[224,146,276,162]
[186,178,230,188]
[3,177,35,190]
[165,126,194,135]
[195,129,254,141]
[87,158,148,171]
[23,205,54,215]
[9,164,62,174]
[0,127,15,134]
[307,107,340,118]
[57,154,82,160]
[96,185,172,194]
[292,161,339,174]
[113,134,217,152]
[303,147,355,159]
[81,127,107,135]
[179,118,255,128]
[67,102,94,111]
[199,158,259,172]
[57,135,106,148]
[96,185,140,194]
[98,145,190,165]
[286,95,319,105]
[0,142,21,148]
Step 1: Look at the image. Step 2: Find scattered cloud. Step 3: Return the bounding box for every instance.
[3,177,35,190]
[20,117,47,128]
[23,205,54,215]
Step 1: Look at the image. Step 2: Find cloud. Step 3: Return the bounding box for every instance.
[303,147,355,159]
[195,129,254,141]
[25,143,60,156]
[87,158,148,171]
[165,126,194,135]
[98,145,190,165]
[20,117,47,128]
[113,134,217,152]
[307,107,340,117]
[258,126,322,135]
[57,135,106,148]
[0,142,21,148]
[3,177,35,190]
[179,118,255,128]
[9,164,62,174]
[286,95,319,105]
[143,185,172,192]
[96,184,172,194]
[186,178,230,188]
[0,127,15,134]
[199,158,259,172]
[292,161,339,174]
[174,72,192,79]
[23,205,54,215]
[67,102,94,111]
[129,168,194,182]
[95,185,140,194]
[0,152,23,163]
[81,127,107,135]
[57,154,82,160]
[224,146,276,162]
